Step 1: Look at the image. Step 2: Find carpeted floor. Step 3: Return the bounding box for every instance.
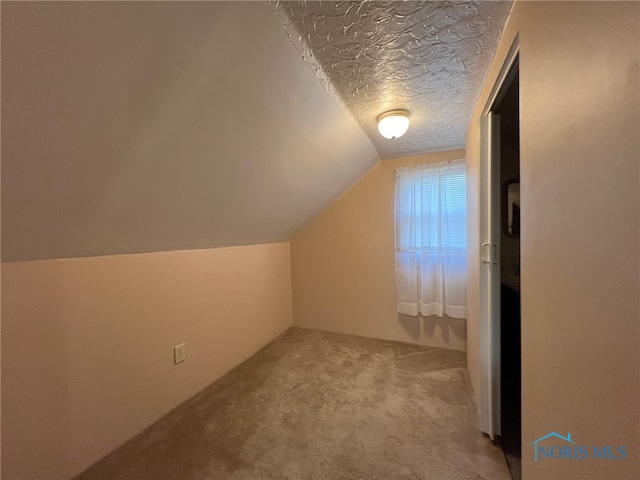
[76,328,510,480]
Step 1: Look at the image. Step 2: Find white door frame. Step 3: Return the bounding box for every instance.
[478,36,519,440]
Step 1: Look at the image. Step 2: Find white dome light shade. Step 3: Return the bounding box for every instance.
[377,110,410,139]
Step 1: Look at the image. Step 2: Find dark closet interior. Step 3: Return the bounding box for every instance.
[495,68,521,480]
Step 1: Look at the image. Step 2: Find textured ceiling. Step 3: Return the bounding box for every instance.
[271,0,512,158]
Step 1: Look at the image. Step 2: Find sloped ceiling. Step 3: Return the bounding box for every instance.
[272,0,512,158]
[1,2,379,262]
[2,1,513,263]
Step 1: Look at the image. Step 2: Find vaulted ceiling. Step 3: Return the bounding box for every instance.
[1,1,511,262]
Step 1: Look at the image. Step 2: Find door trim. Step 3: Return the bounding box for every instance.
[482,34,520,116]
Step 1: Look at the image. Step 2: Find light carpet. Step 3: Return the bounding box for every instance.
[76,327,510,479]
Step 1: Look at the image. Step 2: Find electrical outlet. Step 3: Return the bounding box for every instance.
[174,343,186,365]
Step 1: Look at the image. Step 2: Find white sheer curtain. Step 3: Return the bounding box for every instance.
[395,159,467,319]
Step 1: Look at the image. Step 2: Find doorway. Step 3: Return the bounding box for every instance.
[493,65,521,480]
[478,40,521,480]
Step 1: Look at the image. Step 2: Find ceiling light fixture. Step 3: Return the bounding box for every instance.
[377,110,410,139]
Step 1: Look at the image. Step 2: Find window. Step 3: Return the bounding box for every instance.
[394,159,467,318]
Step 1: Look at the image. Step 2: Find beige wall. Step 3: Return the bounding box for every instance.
[291,150,467,351]
[1,242,293,479]
[466,1,639,478]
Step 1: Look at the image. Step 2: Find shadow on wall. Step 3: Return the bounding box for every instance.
[398,314,466,351]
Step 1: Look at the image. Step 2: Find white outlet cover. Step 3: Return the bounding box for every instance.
[174,343,186,365]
